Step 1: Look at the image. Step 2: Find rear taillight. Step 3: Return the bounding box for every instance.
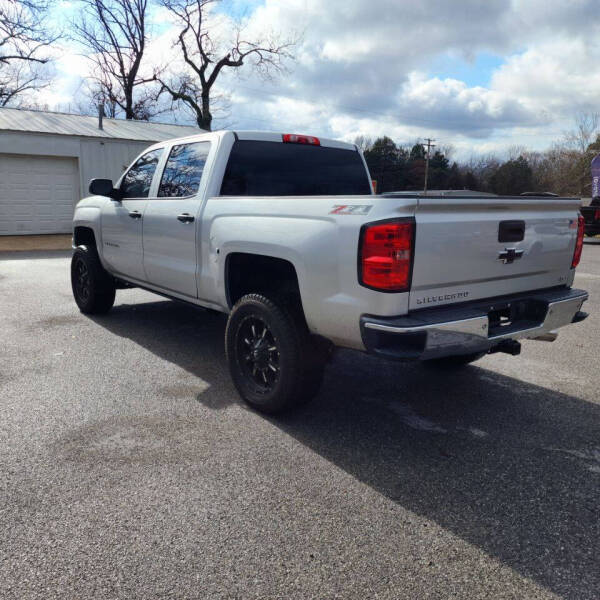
[282,133,320,145]
[572,214,584,268]
[359,220,414,292]
[595,208,600,221]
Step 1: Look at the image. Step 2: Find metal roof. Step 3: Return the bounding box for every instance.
[0,107,202,142]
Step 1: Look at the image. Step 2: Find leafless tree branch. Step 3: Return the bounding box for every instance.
[71,0,159,120]
[0,0,57,105]
[157,0,296,130]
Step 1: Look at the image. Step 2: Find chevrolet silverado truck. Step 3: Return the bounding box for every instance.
[71,130,589,414]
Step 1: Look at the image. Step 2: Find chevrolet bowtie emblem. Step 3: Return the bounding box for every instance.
[498,248,524,264]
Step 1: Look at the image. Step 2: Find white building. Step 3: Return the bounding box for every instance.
[0,108,201,235]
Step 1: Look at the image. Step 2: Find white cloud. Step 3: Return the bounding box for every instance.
[491,38,600,118]
[35,0,600,156]
[223,0,600,155]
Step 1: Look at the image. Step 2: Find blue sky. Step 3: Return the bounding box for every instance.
[40,0,600,159]
[429,52,505,88]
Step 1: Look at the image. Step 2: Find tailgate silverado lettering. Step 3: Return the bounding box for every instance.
[416,291,470,306]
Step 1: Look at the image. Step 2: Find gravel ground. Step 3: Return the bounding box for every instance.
[1,244,599,599]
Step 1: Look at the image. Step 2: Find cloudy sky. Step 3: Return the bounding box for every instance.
[42,0,600,159]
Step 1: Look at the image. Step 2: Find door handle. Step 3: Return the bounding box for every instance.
[498,220,525,242]
[177,213,195,223]
[129,210,142,219]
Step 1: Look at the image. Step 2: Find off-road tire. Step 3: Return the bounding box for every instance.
[71,245,116,315]
[225,294,325,414]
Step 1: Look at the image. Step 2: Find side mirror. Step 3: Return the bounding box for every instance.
[89,178,122,200]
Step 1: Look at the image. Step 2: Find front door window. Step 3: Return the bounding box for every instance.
[120,149,163,199]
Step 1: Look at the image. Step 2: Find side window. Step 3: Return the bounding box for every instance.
[158,142,210,198]
[120,149,163,199]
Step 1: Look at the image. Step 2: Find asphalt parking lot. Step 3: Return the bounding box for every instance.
[1,243,599,600]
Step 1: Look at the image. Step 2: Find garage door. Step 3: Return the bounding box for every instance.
[0,154,80,235]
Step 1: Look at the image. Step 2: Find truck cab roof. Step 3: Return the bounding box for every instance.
[146,129,357,152]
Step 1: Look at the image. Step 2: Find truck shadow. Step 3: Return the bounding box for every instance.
[93,298,600,598]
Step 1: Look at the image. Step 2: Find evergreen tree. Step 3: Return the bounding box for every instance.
[409,143,425,160]
[463,170,479,191]
[364,137,406,192]
[446,162,463,189]
[428,150,450,189]
[405,143,425,189]
[490,156,533,195]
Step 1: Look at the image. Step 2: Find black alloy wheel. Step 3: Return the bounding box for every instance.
[237,315,280,393]
[73,257,91,304]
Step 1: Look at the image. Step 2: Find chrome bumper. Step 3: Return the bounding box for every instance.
[361,288,588,361]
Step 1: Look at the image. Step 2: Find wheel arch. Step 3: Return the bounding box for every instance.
[73,225,98,250]
[225,252,304,313]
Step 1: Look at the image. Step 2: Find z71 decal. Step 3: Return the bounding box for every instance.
[329,205,373,215]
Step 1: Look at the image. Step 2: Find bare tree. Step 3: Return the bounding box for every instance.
[72,0,158,120]
[564,112,599,153]
[438,143,455,161]
[0,0,56,106]
[72,76,122,118]
[564,113,600,195]
[157,0,295,131]
[353,135,373,153]
[88,77,121,118]
[0,61,44,107]
[506,144,527,161]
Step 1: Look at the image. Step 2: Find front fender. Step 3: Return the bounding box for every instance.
[72,205,103,258]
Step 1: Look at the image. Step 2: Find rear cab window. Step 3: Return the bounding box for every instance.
[220,140,371,196]
[158,141,211,198]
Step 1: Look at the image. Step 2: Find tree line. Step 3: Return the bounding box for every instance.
[360,114,600,197]
[0,0,294,130]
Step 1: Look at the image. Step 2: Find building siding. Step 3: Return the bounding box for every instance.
[0,131,160,234]
[0,130,153,201]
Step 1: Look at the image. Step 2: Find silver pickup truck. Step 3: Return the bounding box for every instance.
[71,130,588,413]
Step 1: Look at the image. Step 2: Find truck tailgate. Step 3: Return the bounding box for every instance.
[409,196,580,310]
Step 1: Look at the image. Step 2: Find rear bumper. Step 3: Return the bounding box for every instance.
[360,287,588,361]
